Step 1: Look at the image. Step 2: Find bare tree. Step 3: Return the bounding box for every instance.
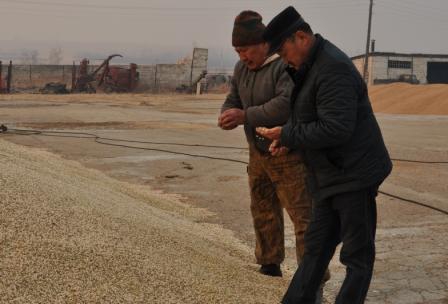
[48,47,63,65]
[20,50,39,64]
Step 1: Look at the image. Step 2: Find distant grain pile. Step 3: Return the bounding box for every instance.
[0,140,287,303]
[369,83,448,115]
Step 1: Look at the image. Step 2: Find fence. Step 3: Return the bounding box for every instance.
[0,48,208,93]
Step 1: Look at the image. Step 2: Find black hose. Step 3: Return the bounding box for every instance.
[4,128,248,165]
[391,159,448,164]
[4,127,448,164]
[378,191,448,215]
[2,126,448,215]
[5,128,248,150]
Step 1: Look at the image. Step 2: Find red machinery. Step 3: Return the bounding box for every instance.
[72,54,138,93]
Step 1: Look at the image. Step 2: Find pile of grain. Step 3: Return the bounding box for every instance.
[0,140,287,303]
[369,83,448,115]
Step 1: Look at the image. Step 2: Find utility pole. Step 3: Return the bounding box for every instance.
[7,61,12,94]
[0,61,2,93]
[363,0,374,84]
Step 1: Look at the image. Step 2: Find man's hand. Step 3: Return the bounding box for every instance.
[218,108,245,130]
[257,127,288,156]
[256,126,282,141]
[269,139,289,157]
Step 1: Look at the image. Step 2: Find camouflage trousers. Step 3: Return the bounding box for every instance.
[248,147,312,265]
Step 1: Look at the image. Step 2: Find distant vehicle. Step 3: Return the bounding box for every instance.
[374,74,420,85]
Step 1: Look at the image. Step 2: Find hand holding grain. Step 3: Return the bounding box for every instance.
[218,109,245,130]
[255,126,282,141]
[269,140,289,157]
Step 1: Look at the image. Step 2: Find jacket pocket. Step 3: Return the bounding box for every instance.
[306,150,345,188]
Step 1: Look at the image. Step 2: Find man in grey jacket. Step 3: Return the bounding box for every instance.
[218,10,313,279]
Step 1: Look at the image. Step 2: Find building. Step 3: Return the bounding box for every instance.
[352,52,448,85]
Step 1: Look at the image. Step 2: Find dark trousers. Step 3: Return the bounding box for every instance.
[282,187,378,304]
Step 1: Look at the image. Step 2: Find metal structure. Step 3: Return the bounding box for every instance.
[0,61,14,94]
[72,54,138,93]
[98,62,139,93]
[176,69,207,93]
[0,61,3,93]
[7,61,12,93]
[363,0,374,82]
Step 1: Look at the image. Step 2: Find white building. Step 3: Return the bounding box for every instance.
[351,52,448,85]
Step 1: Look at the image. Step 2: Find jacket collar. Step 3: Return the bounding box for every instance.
[247,53,280,72]
[261,53,280,67]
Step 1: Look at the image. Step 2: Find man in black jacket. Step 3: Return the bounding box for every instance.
[257,6,392,304]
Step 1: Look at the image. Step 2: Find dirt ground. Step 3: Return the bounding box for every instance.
[0,89,447,303]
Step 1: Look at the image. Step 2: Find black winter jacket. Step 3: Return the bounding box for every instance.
[280,35,392,201]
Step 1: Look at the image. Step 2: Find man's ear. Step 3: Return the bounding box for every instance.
[293,31,302,41]
[262,42,269,53]
[296,31,308,42]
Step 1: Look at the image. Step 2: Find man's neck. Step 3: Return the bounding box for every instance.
[293,34,317,70]
[251,51,274,70]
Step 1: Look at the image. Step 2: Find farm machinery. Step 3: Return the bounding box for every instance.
[72,54,139,93]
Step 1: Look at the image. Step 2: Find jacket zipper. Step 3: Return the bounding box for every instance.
[250,71,257,106]
[250,71,260,147]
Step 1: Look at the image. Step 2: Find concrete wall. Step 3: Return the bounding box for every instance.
[353,55,448,85]
[138,65,157,91]
[191,48,208,84]
[352,56,375,85]
[0,63,74,90]
[353,58,365,78]
[367,55,415,84]
[154,48,208,91]
[0,48,208,92]
[155,64,190,91]
[412,57,448,84]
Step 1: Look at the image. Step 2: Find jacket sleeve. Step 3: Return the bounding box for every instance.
[221,63,243,113]
[280,62,359,150]
[245,67,292,127]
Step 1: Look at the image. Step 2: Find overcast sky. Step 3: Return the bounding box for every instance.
[0,0,447,67]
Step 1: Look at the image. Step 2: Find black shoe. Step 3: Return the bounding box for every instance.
[259,264,282,277]
[315,284,324,304]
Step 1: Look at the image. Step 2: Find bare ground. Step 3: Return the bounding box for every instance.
[0,89,447,303]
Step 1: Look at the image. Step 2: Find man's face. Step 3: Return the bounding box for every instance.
[235,43,268,70]
[278,32,308,69]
